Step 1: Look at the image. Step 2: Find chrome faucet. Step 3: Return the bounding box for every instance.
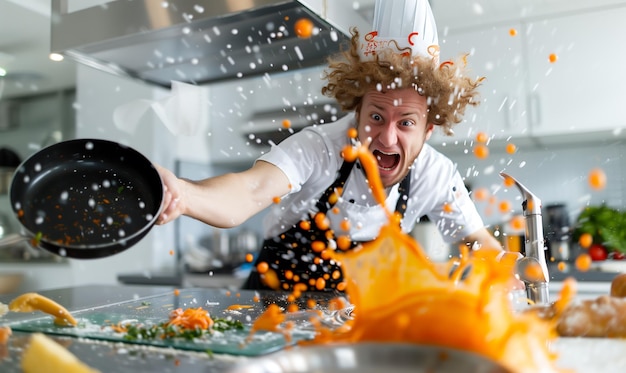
[499,172,550,305]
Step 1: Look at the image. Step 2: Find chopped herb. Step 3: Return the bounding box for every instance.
[117,186,125,194]
[141,301,151,306]
[118,317,244,342]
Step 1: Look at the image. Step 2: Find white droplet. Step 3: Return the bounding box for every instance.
[60,191,69,201]
[88,199,96,208]
[85,142,94,150]
[34,163,42,172]
[118,229,126,238]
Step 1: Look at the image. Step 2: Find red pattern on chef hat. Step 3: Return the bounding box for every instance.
[359,0,439,62]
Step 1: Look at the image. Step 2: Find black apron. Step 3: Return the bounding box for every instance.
[242,160,411,292]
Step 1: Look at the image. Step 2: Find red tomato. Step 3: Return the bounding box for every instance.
[589,244,608,261]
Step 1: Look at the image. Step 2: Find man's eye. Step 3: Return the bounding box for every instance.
[401,120,414,127]
[370,113,382,121]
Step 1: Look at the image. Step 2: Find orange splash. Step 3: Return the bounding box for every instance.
[506,143,517,154]
[549,53,558,63]
[282,119,291,129]
[249,143,569,373]
[588,168,606,190]
[575,253,592,272]
[578,233,593,249]
[473,144,489,159]
[509,28,518,37]
[294,18,314,38]
[475,131,488,143]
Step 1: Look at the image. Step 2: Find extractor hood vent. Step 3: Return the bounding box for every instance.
[51,0,370,88]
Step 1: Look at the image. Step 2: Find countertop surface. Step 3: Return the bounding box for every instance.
[1,284,626,372]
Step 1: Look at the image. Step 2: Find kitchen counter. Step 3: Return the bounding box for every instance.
[0,285,333,372]
[1,284,626,372]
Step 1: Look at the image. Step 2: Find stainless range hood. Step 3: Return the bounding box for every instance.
[51,0,371,88]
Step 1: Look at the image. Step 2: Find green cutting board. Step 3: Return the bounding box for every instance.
[8,288,316,356]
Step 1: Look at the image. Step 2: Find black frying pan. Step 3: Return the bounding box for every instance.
[5,138,163,259]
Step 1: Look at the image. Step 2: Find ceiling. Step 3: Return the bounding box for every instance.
[0,0,76,100]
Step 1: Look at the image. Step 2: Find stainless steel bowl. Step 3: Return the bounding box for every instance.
[229,342,512,373]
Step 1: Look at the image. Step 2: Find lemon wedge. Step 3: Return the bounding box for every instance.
[22,333,99,373]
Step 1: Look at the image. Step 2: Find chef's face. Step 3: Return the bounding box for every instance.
[356,88,434,188]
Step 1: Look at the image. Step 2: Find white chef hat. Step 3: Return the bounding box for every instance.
[359,0,439,62]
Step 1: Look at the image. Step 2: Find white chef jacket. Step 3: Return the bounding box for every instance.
[257,113,485,243]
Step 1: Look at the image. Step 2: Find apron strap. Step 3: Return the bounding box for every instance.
[315,160,355,213]
[393,170,412,216]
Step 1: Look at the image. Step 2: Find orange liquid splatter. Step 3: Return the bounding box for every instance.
[575,253,592,272]
[282,119,291,129]
[473,187,489,202]
[548,53,558,63]
[509,28,518,36]
[473,144,489,159]
[173,289,180,296]
[272,196,281,204]
[503,175,515,188]
[245,253,254,263]
[294,18,314,38]
[578,233,593,249]
[169,250,174,256]
[443,203,454,213]
[505,143,517,154]
[588,168,607,190]
[347,128,358,139]
[498,200,512,214]
[557,261,567,272]
[475,131,489,143]
[249,143,568,373]
[256,262,269,274]
[510,215,525,231]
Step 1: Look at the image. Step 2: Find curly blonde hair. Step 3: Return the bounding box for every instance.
[322,28,483,135]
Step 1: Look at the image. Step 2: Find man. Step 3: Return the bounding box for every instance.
[156,0,504,291]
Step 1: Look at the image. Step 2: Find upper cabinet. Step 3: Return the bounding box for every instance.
[525,6,626,137]
[433,24,530,144]
[429,1,626,146]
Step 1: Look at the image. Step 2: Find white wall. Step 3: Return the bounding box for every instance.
[443,141,626,228]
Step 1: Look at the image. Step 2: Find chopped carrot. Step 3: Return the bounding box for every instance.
[168,307,214,330]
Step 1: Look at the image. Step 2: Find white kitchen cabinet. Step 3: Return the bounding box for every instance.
[430,24,530,145]
[525,6,626,137]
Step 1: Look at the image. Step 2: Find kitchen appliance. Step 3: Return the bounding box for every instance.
[0,138,163,259]
[50,0,371,88]
[543,203,571,261]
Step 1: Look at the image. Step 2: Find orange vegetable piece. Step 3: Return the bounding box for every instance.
[168,307,214,330]
[9,293,77,327]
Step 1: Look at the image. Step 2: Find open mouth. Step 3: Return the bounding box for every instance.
[373,150,400,171]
